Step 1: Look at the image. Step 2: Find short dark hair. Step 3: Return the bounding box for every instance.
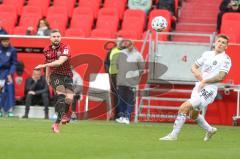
[216,34,229,43]
[0,37,9,41]
[50,29,61,35]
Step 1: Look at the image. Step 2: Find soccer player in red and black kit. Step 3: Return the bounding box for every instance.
[35,29,73,133]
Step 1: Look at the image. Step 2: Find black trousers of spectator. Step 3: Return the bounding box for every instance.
[110,74,118,119]
[25,93,49,113]
[117,86,135,119]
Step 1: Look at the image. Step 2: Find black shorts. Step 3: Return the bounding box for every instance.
[50,74,73,91]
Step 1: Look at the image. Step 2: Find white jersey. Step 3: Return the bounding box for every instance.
[195,50,232,90]
[189,51,232,110]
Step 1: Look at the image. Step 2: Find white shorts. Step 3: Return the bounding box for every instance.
[188,83,217,111]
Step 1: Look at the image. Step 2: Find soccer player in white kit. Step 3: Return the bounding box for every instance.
[160,34,232,141]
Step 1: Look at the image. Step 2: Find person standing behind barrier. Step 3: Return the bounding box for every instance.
[0,36,17,117]
[104,36,124,119]
[35,29,74,133]
[22,69,49,119]
[115,40,144,124]
[71,69,83,120]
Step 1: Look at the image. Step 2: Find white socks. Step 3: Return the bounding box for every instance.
[195,114,212,132]
[170,113,187,137]
[170,113,212,138]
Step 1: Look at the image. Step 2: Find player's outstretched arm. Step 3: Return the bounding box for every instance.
[198,71,227,91]
[35,56,68,69]
[203,71,227,84]
[45,56,68,67]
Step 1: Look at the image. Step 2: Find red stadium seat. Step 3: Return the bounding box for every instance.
[124,9,146,26]
[222,32,240,43]
[221,12,240,21]
[148,9,172,31]
[0,4,18,23]
[13,26,28,35]
[78,0,101,18]
[103,0,127,19]
[95,8,120,35]
[47,14,68,35]
[21,6,42,18]
[17,7,42,34]
[18,15,41,29]
[65,28,88,37]
[28,0,50,16]
[2,0,24,15]
[119,9,146,36]
[220,23,240,43]
[98,8,120,20]
[72,7,94,19]
[53,0,76,17]
[120,18,143,39]
[0,13,16,33]
[0,4,17,16]
[117,30,141,40]
[91,29,116,39]
[95,16,119,33]
[124,9,146,19]
[47,6,68,20]
[70,15,93,36]
[220,13,240,43]
[46,6,68,34]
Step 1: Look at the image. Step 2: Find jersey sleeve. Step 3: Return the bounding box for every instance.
[195,51,208,67]
[220,56,231,73]
[60,45,71,58]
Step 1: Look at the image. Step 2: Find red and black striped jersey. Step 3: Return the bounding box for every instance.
[43,43,73,77]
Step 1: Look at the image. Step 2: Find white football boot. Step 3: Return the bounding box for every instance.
[204,127,217,141]
[159,133,177,141]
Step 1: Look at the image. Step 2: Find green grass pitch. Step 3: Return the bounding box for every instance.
[0,118,240,159]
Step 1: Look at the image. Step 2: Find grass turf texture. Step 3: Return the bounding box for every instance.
[0,118,240,159]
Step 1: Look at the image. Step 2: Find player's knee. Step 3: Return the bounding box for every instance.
[65,97,73,105]
[65,92,74,104]
[190,110,199,119]
[179,106,188,114]
[179,103,192,114]
[56,85,65,94]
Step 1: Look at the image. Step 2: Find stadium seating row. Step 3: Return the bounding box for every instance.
[0,0,173,40]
